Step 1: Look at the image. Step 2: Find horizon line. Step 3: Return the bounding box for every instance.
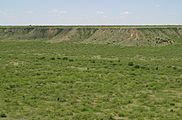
[1,24,182,26]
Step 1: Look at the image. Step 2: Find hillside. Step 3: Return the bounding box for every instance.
[0,26,182,46]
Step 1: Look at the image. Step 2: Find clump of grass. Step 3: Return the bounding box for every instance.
[91,60,95,63]
[170,109,174,112]
[128,62,134,66]
[39,56,46,60]
[0,112,7,118]
[170,103,175,106]
[69,59,74,62]
[36,73,41,76]
[129,63,150,70]
[109,115,114,120]
[112,63,117,66]
[63,57,68,60]
[156,67,159,70]
[134,64,140,69]
[130,73,137,76]
[51,57,56,60]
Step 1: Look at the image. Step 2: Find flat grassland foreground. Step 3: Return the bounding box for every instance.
[0,26,182,119]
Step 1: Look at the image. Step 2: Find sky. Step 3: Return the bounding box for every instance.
[0,0,182,25]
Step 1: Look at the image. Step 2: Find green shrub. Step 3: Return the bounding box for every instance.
[134,65,140,69]
[0,113,7,118]
[69,59,74,62]
[51,57,56,60]
[63,57,68,60]
[156,67,159,70]
[128,62,134,66]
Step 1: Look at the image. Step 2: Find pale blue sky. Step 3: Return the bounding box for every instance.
[0,0,182,25]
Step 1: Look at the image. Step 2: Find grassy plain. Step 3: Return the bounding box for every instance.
[0,39,182,119]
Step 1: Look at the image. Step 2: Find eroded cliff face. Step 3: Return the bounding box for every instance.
[0,27,182,46]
